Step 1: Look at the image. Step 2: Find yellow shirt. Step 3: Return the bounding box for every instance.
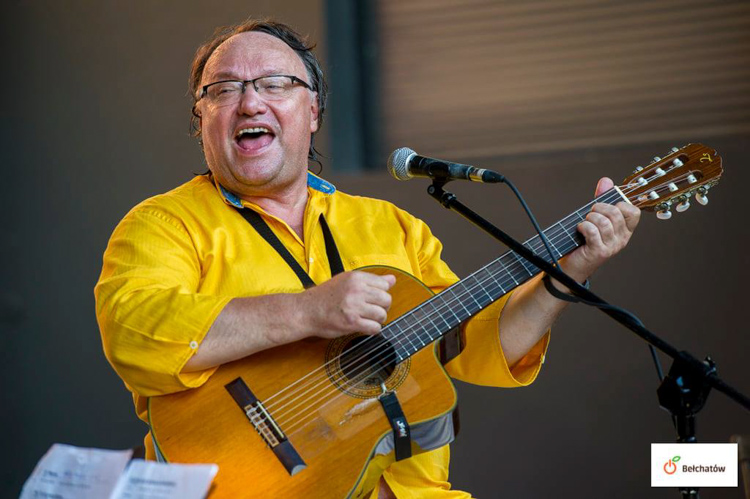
[95,173,549,498]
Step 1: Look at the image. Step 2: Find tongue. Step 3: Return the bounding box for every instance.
[237,133,273,152]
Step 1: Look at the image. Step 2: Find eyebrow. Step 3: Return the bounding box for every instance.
[207,69,289,82]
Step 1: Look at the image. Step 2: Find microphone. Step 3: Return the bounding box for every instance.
[387,147,504,183]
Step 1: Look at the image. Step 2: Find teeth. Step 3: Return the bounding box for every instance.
[236,127,270,138]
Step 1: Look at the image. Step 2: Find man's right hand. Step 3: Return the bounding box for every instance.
[184,271,396,372]
[297,271,396,338]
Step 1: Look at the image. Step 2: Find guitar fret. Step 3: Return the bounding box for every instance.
[490,266,509,293]
[442,294,465,324]
[455,292,472,316]
[437,293,465,329]
[426,299,453,333]
[402,315,424,353]
[477,267,502,303]
[412,307,437,343]
[493,260,517,287]
[400,320,420,353]
[547,236,563,259]
[510,251,534,276]
[523,242,542,272]
[464,279,485,311]
[476,271,496,302]
[558,221,579,246]
[500,254,530,287]
[389,321,409,363]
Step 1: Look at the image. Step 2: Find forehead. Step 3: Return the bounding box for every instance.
[202,31,307,83]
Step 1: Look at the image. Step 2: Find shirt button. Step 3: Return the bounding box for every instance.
[189,341,199,350]
[309,257,314,263]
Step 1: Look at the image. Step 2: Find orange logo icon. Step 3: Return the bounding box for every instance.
[663,455,680,474]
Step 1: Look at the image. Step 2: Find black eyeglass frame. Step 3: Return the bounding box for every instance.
[197,74,312,100]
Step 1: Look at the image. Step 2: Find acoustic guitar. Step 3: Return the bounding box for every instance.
[148,143,723,498]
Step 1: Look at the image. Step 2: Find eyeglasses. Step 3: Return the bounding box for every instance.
[198,75,312,106]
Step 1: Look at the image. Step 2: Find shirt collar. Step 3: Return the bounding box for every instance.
[212,171,336,209]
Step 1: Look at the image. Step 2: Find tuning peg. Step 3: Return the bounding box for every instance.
[671,147,680,153]
[653,156,661,163]
[676,199,690,212]
[656,208,672,220]
[656,202,672,220]
[633,166,644,174]
[672,158,683,167]
[695,192,708,205]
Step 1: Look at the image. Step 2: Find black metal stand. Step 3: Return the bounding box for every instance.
[657,356,717,498]
[426,179,749,496]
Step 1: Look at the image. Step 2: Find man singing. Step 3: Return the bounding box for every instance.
[95,19,639,498]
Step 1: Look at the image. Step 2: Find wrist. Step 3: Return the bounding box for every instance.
[542,273,590,303]
[551,260,592,293]
[286,292,313,341]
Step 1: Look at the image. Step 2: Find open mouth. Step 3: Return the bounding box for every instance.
[235,127,274,152]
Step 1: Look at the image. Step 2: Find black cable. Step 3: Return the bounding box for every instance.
[501,178,559,268]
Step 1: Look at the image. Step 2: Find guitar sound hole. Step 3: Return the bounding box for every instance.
[325,334,410,398]
[339,335,396,388]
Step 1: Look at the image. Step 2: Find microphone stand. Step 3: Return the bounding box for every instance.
[426,179,749,498]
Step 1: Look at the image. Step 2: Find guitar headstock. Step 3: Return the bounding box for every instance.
[620,144,723,220]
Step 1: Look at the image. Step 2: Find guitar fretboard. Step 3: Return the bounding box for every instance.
[381,188,627,362]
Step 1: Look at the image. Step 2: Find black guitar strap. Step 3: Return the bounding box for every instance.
[379,391,412,461]
[319,215,345,278]
[236,208,344,287]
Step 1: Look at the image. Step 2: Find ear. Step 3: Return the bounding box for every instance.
[309,92,319,133]
[192,103,203,131]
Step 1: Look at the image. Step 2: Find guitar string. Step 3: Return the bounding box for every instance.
[271,169,701,432]
[276,186,691,435]
[261,169,680,414]
[264,168,692,432]
[264,169,689,429]
[273,187,686,435]
[272,190,629,430]
[263,167,691,431]
[263,186,616,414]
[268,186,643,428]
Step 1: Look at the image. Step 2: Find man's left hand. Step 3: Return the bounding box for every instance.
[558,177,641,284]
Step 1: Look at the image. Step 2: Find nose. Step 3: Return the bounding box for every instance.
[237,85,268,116]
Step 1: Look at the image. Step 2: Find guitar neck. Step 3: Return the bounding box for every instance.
[382,187,628,362]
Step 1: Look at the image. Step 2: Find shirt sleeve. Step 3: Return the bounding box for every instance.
[405,214,550,388]
[94,207,231,397]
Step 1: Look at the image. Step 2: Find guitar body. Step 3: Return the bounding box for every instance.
[148,266,458,498]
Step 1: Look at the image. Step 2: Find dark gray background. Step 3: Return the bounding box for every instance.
[3,1,747,498]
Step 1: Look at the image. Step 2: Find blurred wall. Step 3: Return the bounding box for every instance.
[3,2,748,498]
[377,0,750,162]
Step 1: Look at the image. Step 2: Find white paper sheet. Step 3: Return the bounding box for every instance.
[20,443,133,499]
[21,444,219,499]
[110,460,219,499]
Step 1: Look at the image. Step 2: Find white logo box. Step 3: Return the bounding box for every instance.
[651,443,738,487]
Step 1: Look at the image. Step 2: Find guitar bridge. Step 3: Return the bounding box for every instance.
[244,399,284,447]
[225,378,307,476]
